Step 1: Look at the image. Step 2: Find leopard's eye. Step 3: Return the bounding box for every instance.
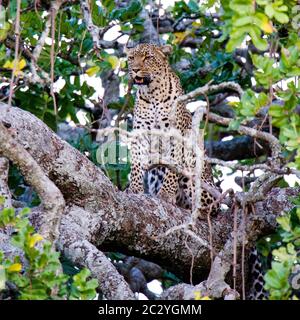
[128,56,134,61]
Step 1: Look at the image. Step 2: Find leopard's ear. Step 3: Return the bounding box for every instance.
[159,45,173,56]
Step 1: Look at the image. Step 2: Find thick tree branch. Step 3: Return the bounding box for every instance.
[205,136,269,161]
[0,121,65,242]
[206,112,281,162]
[57,205,135,300]
[0,103,298,300]
[0,157,12,209]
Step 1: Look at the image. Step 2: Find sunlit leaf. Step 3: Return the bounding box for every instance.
[28,234,43,248]
[85,65,100,77]
[3,58,27,76]
[107,55,119,70]
[7,263,22,273]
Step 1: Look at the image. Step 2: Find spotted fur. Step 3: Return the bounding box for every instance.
[248,248,268,300]
[125,43,218,216]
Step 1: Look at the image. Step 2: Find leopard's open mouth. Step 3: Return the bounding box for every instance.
[134,76,150,85]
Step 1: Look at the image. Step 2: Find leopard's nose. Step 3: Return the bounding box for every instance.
[132,68,140,73]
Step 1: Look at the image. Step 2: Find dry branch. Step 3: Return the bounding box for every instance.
[80,0,104,50]
[208,157,300,179]
[29,3,53,83]
[7,0,21,106]
[207,112,282,162]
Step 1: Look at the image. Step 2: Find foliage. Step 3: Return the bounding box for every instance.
[8,164,40,207]
[0,0,299,171]
[258,197,300,300]
[0,198,98,300]
[1,0,300,300]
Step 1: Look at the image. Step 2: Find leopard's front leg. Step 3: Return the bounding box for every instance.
[157,170,178,205]
[128,123,154,194]
[156,133,182,205]
[127,135,147,194]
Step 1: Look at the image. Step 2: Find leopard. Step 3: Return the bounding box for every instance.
[125,43,275,299]
[125,43,219,216]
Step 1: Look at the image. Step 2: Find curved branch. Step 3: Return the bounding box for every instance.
[57,205,135,300]
[207,111,281,162]
[0,121,65,242]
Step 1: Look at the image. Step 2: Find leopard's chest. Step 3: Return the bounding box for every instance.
[135,97,173,130]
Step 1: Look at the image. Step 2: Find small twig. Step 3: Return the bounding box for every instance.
[207,156,300,179]
[8,0,21,107]
[115,80,133,126]
[50,4,58,115]
[241,204,248,300]
[184,236,195,285]
[232,202,238,293]
[30,5,52,83]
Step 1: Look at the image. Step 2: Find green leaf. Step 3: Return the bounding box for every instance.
[91,1,108,27]
[274,11,289,24]
[256,0,268,5]
[0,22,10,41]
[265,4,275,18]
[249,26,268,51]
[228,119,241,130]
[86,66,100,77]
[230,0,254,14]
[264,269,283,289]
[101,0,115,13]
[269,104,283,117]
[234,16,253,27]
[277,215,292,232]
[110,0,142,22]
[187,0,199,13]
[226,34,245,52]
[107,55,119,69]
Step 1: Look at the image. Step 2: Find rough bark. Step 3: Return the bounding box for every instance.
[0,103,297,299]
[0,157,12,209]
[0,121,65,242]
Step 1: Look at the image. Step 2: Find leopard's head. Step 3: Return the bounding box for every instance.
[125,43,173,85]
